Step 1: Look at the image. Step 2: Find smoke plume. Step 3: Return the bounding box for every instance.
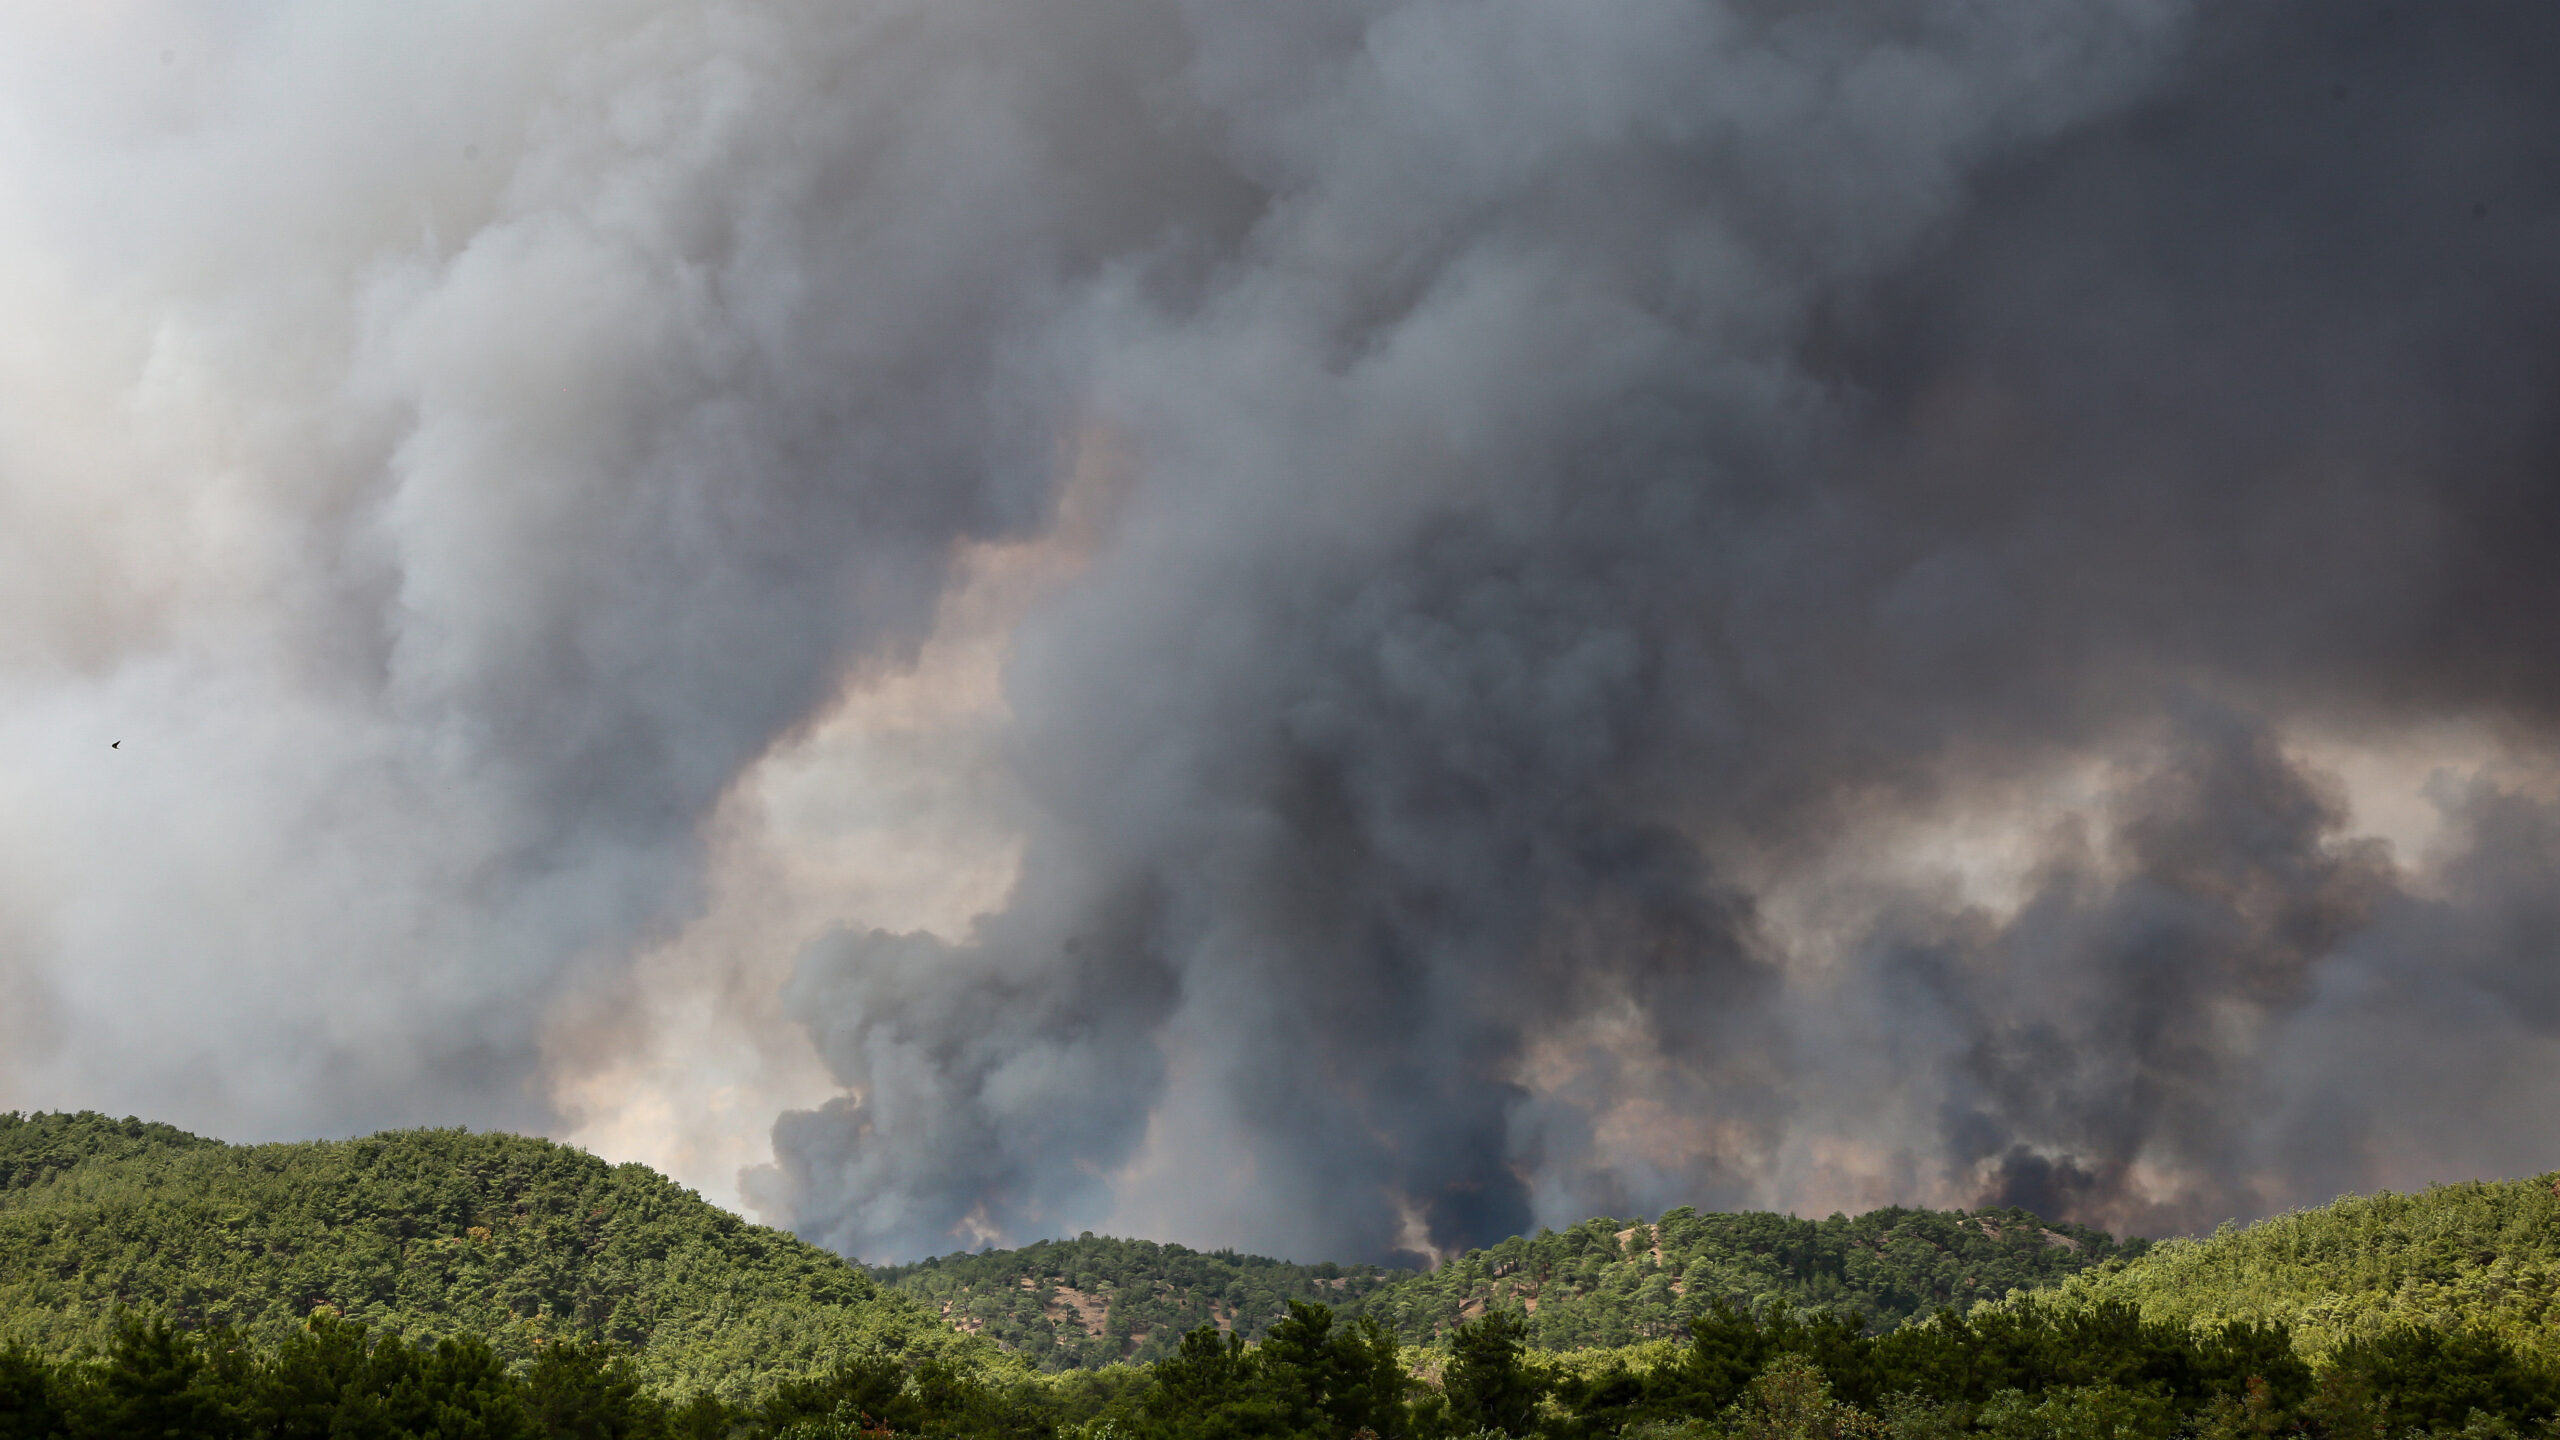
[2,1,2557,1262]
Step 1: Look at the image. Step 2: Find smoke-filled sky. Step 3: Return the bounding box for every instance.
[3,0,2558,1265]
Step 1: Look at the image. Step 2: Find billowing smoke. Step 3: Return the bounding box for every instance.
[4,1,2558,1264]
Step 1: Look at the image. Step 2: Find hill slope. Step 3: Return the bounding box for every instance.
[1360,1204,2144,1348]
[2054,1172,2560,1365]
[873,1203,2143,1368]
[0,1112,996,1401]
[872,1234,1413,1371]
[0,1112,222,1192]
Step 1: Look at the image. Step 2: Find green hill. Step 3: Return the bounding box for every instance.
[0,1111,998,1401]
[874,1204,2142,1369]
[2051,1172,2560,1365]
[872,1235,1414,1371]
[0,1112,221,1192]
[6,1109,2559,1440]
[1357,1205,2144,1348]
[18,1104,2558,1427]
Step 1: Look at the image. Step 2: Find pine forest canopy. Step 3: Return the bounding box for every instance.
[8,1110,2560,1440]
[870,1236,1413,1371]
[876,1207,2145,1371]
[0,1111,993,1403]
[2051,1171,2560,1368]
[1355,1205,2145,1350]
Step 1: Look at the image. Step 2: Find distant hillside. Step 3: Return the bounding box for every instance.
[1360,1204,2144,1349]
[0,1111,997,1401]
[871,1234,1413,1371]
[2053,1172,2560,1365]
[873,1203,2141,1368]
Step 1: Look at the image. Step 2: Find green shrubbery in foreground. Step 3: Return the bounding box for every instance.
[0,1308,1049,1440]
[6,1293,2557,1440]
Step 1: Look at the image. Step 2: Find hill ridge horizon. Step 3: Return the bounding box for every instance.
[14,1109,2560,1381]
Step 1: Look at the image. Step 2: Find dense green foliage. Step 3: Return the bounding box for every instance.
[2051,1174,2560,1369]
[0,1310,1052,1439]
[872,1238,1410,1370]
[1059,1296,2559,1440]
[1537,1298,2315,1429]
[1443,1311,1541,1435]
[1358,1208,2144,1348]
[1128,1303,1414,1440]
[8,1112,2558,1440]
[0,1113,222,1193]
[10,1295,2556,1440]
[0,1113,993,1401]
[880,1207,2140,1367]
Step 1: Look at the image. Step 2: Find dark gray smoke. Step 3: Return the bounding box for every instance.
[742,1,2560,1259]
[5,2,2557,1264]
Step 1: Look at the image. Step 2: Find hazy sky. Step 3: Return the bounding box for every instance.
[3,1,2557,1266]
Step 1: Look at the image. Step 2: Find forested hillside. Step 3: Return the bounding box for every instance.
[1359,1206,2143,1348]
[2054,1173,2560,1366]
[0,1112,993,1401]
[874,1204,2140,1369]
[0,1112,220,1191]
[872,1235,1412,1370]
[8,1109,2559,1440]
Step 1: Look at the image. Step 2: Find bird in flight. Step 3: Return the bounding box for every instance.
[110,741,120,749]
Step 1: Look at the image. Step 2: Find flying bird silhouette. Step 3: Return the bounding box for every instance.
[110,741,119,749]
